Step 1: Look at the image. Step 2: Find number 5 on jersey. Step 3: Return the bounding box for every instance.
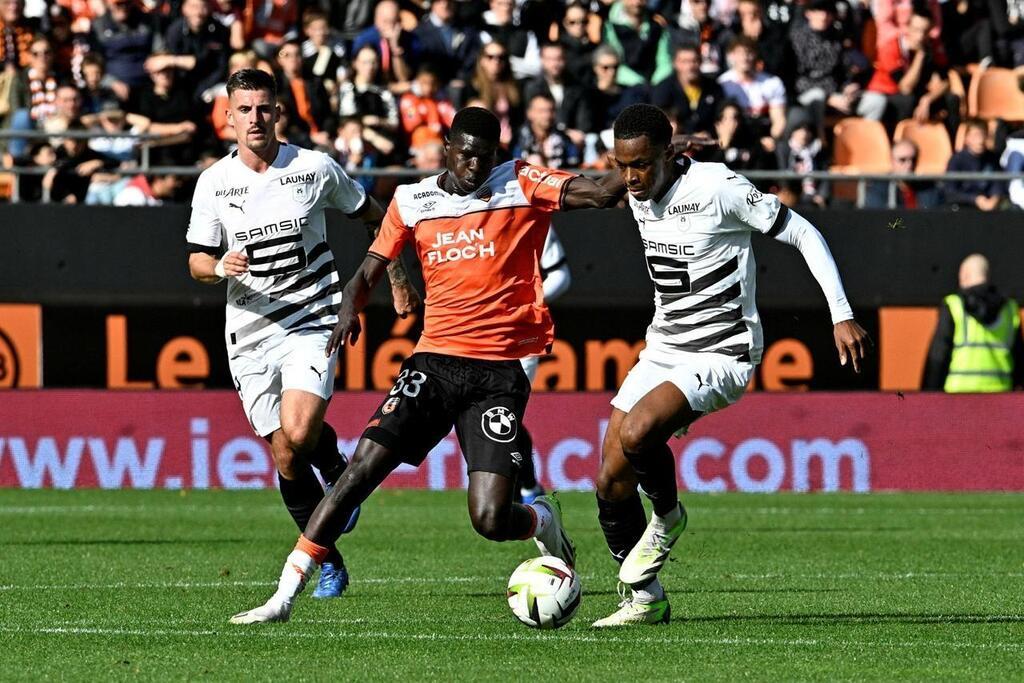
[645,255,691,295]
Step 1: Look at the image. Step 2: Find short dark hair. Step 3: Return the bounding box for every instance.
[673,43,700,58]
[727,35,758,55]
[613,104,672,148]
[226,68,277,98]
[81,53,105,69]
[450,107,500,143]
[964,118,987,135]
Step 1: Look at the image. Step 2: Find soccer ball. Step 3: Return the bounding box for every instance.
[506,556,581,629]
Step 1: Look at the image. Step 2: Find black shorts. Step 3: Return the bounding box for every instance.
[363,352,531,478]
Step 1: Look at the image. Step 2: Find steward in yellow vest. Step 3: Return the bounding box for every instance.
[924,283,1023,392]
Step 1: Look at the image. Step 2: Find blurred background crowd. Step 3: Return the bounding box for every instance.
[2,0,1024,208]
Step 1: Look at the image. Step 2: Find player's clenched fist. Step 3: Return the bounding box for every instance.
[391,282,422,318]
[217,251,249,278]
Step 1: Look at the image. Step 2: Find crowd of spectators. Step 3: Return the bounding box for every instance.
[1,0,1024,208]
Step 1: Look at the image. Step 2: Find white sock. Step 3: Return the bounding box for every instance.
[529,502,552,536]
[632,577,665,604]
[271,549,316,604]
[653,502,682,528]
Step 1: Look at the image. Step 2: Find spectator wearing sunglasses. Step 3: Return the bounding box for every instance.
[865,139,941,208]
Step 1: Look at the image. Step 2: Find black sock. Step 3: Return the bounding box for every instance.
[278,463,324,531]
[623,444,678,517]
[597,493,647,564]
[278,465,345,566]
[517,427,538,490]
[306,422,346,485]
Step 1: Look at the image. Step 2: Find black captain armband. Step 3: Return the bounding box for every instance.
[766,205,790,238]
[186,242,221,256]
[345,196,371,220]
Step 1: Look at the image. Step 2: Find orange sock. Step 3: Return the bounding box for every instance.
[295,535,330,564]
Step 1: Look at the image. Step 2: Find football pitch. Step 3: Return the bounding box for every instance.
[2,489,1022,681]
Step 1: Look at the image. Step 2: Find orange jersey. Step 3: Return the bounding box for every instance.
[370,160,577,360]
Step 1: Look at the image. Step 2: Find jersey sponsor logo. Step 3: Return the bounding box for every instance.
[481,406,517,443]
[233,292,264,307]
[746,189,764,206]
[667,202,702,215]
[425,227,496,265]
[280,172,316,186]
[228,201,245,213]
[309,365,325,381]
[642,239,695,257]
[518,166,562,189]
[422,200,437,211]
[413,190,443,200]
[510,451,523,467]
[216,187,249,198]
[232,216,309,242]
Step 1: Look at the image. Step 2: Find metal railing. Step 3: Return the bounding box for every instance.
[3,129,1023,208]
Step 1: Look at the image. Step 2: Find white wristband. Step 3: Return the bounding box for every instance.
[214,256,228,279]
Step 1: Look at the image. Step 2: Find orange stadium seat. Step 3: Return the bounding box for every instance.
[832,117,892,172]
[893,120,953,173]
[967,67,1024,121]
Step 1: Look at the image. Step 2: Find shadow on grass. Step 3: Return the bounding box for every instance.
[459,587,842,599]
[677,613,1024,625]
[695,527,916,534]
[1,538,254,546]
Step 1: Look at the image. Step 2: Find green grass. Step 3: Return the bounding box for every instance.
[1,490,1023,681]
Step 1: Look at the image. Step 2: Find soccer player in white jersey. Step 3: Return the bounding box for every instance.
[592,104,871,627]
[517,228,571,504]
[186,69,419,599]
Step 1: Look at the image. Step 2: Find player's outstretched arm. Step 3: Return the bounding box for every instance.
[773,209,872,372]
[355,196,422,317]
[560,134,719,211]
[188,251,248,284]
[326,254,389,356]
[560,172,626,210]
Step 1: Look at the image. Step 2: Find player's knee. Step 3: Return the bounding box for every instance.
[619,413,656,454]
[280,419,319,453]
[470,504,511,541]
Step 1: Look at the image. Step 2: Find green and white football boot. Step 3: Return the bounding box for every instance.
[618,502,687,586]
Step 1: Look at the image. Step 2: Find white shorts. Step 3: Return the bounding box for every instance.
[520,355,539,383]
[228,330,337,437]
[611,351,754,423]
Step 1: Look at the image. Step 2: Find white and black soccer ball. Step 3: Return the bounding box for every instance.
[506,556,580,629]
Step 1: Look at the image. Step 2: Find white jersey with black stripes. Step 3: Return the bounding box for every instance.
[186,143,366,352]
[625,157,788,365]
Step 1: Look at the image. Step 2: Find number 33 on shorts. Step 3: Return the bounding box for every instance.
[390,369,427,397]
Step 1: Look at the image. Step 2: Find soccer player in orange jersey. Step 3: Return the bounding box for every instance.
[229,107,626,624]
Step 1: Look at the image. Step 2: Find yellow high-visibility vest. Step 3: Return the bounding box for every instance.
[944,294,1020,393]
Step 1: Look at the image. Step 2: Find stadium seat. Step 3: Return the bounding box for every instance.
[832,117,892,172]
[893,120,953,173]
[967,67,1024,121]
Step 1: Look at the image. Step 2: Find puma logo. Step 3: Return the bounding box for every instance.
[310,365,325,381]
[229,202,245,213]
[695,373,709,390]
[726,175,737,180]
